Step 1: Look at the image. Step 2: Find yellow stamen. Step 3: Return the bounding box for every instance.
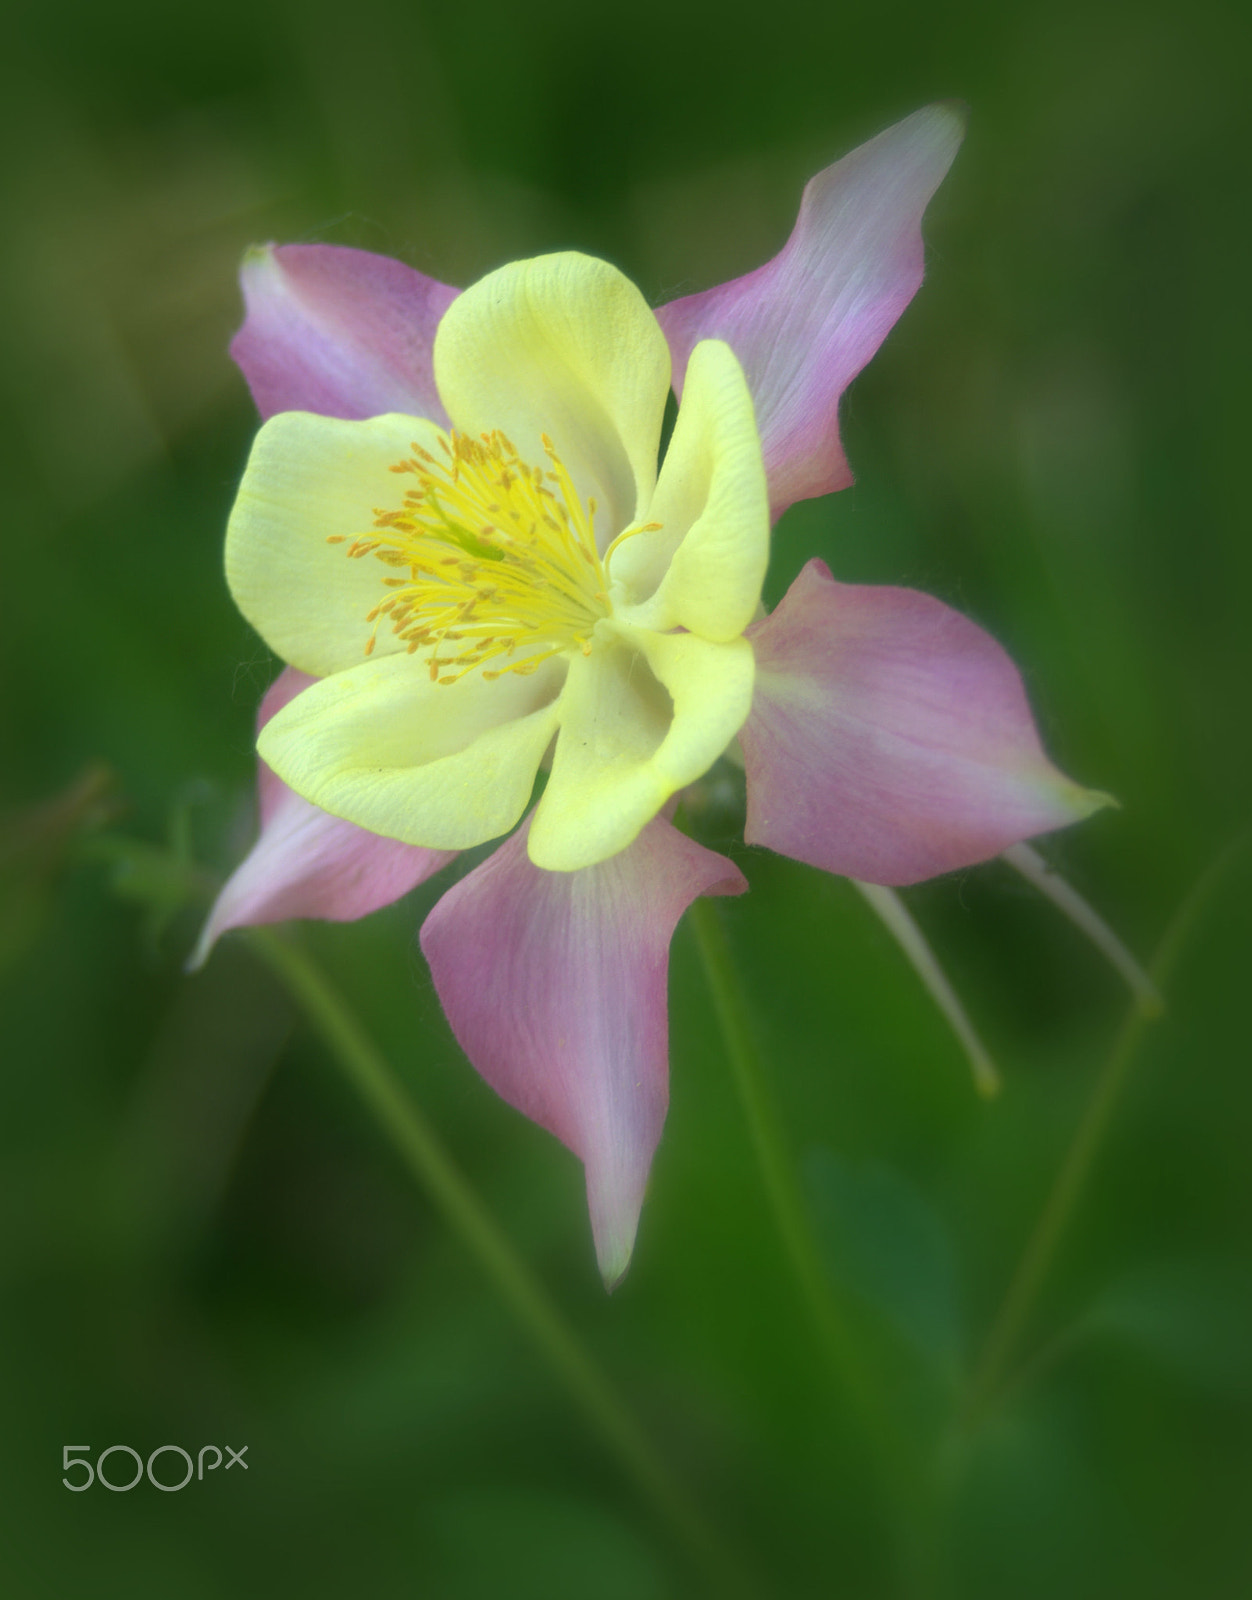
[347,429,625,681]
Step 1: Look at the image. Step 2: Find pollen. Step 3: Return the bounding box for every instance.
[337,429,622,684]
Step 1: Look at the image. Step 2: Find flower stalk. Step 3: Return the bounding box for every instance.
[244,924,760,1598]
[686,899,930,1514]
[963,835,1247,1423]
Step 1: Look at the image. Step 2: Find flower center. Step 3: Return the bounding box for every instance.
[333,429,620,684]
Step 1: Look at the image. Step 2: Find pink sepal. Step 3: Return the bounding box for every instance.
[741,560,1105,886]
[656,104,964,520]
[190,669,454,968]
[420,814,746,1287]
[231,243,459,424]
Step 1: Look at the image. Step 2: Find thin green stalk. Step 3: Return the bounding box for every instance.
[851,879,1000,1097]
[687,896,933,1571]
[1003,843,1162,1016]
[245,926,759,1600]
[964,835,1248,1423]
[688,899,867,1389]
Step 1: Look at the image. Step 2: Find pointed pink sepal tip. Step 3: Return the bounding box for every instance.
[189,669,454,970]
[741,559,1112,886]
[657,102,966,521]
[231,242,459,425]
[420,815,747,1288]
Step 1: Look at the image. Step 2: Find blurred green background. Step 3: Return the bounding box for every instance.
[2,0,1249,1594]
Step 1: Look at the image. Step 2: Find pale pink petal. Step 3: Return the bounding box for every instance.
[190,668,454,968]
[656,104,965,520]
[420,815,746,1286]
[740,560,1111,886]
[231,243,459,424]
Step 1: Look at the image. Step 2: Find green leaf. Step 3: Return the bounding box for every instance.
[1081,1258,1252,1397]
[805,1149,963,1369]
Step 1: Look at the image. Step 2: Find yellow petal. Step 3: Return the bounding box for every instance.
[610,338,769,641]
[528,621,755,871]
[226,411,447,678]
[257,653,565,849]
[433,253,671,546]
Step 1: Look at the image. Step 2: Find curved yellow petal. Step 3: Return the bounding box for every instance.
[257,653,565,849]
[433,253,671,546]
[610,339,769,641]
[226,411,447,678]
[528,622,755,871]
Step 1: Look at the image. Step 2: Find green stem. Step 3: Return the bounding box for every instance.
[687,896,931,1568]
[688,899,865,1386]
[964,835,1248,1423]
[245,926,758,1600]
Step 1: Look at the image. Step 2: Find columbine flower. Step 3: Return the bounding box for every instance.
[228,252,766,873]
[199,105,1106,1285]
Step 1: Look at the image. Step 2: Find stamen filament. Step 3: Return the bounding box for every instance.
[344,428,632,682]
